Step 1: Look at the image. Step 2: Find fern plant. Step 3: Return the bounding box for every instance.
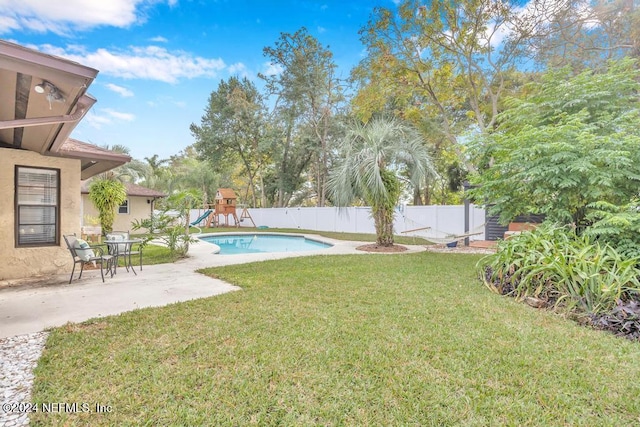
[88,178,127,236]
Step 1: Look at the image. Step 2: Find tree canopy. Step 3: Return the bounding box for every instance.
[471,58,640,225]
[120,4,640,217]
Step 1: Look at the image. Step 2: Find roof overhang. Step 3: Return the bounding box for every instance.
[0,40,128,179]
[56,138,131,180]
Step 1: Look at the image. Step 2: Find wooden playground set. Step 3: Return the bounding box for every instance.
[190,188,255,229]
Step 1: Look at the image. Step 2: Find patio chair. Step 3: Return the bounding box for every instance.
[63,234,114,284]
[106,231,143,272]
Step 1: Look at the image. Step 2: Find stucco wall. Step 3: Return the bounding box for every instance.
[82,194,153,233]
[0,147,81,280]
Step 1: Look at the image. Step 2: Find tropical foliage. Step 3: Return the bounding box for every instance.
[88,178,127,236]
[96,4,640,229]
[328,118,436,246]
[585,200,640,259]
[471,58,640,226]
[479,224,640,316]
[132,190,200,257]
[354,0,535,174]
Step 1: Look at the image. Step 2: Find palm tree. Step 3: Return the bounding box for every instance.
[328,118,437,246]
[140,154,171,190]
[94,144,145,182]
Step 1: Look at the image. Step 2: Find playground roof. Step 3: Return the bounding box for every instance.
[216,188,237,199]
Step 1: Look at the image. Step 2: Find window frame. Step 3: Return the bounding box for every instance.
[14,165,61,248]
[118,198,129,214]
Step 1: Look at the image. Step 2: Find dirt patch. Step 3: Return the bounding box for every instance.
[356,244,408,253]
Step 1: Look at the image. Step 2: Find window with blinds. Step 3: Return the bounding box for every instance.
[15,166,60,246]
[118,199,129,214]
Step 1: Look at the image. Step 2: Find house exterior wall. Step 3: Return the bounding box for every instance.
[82,194,154,233]
[0,147,81,280]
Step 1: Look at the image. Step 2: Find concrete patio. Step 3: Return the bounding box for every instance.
[0,234,426,338]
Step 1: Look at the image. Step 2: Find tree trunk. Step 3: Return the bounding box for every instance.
[373,205,395,246]
[413,187,423,205]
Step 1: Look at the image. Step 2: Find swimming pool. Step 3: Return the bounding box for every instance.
[199,233,333,255]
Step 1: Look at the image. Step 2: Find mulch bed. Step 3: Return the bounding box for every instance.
[356,244,408,253]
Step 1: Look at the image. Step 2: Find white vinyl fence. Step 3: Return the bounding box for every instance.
[189,205,486,241]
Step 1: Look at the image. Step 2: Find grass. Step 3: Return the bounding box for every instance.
[137,243,179,265]
[123,228,429,269]
[99,243,178,267]
[31,252,640,426]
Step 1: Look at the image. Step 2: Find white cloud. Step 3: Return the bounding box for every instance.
[317,26,326,34]
[103,108,135,121]
[262,62,284,77]
[35,44,227,83]
[0,0,175,34]
[147,95,187,109]
[84,107,134,129]
[84,113,112,129]
[105,83,134,97]
[150,35,168,43]
[228,62,251,78]
[0,15,20,32]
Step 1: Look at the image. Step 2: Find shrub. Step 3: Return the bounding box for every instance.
[479,223,640,315]
[585,200,640,259]
[132,190,200,258]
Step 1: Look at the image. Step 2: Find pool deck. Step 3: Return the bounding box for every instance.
[0,234,426,338]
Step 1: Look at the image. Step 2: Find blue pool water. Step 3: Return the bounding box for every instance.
[199,234,332,255]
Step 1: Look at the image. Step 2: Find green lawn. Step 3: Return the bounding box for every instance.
[137,243,178,265]
[134,229,431,269]
[32,253,640,426]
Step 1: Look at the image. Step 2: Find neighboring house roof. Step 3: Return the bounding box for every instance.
[81,180,167,198]
[57,139,131,179]
[0,40,129,179]
[216,188,237,199]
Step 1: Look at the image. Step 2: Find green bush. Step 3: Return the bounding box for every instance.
[585,200,640,259]
[132,190,200,258]
[479,223,640,315]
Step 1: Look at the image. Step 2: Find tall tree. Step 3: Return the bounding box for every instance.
[328,118,437,246]
[190,77,267,207]
[472,58,640,226]
[519,0,640,70]
[260,27,345,206]
[261,112,314,207]
[95,144,144,183]
[355,0,536,173]
[170,148,220,207]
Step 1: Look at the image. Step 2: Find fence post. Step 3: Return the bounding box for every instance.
[463,181,470,247]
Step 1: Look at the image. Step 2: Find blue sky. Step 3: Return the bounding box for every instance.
[1,0,394,160]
